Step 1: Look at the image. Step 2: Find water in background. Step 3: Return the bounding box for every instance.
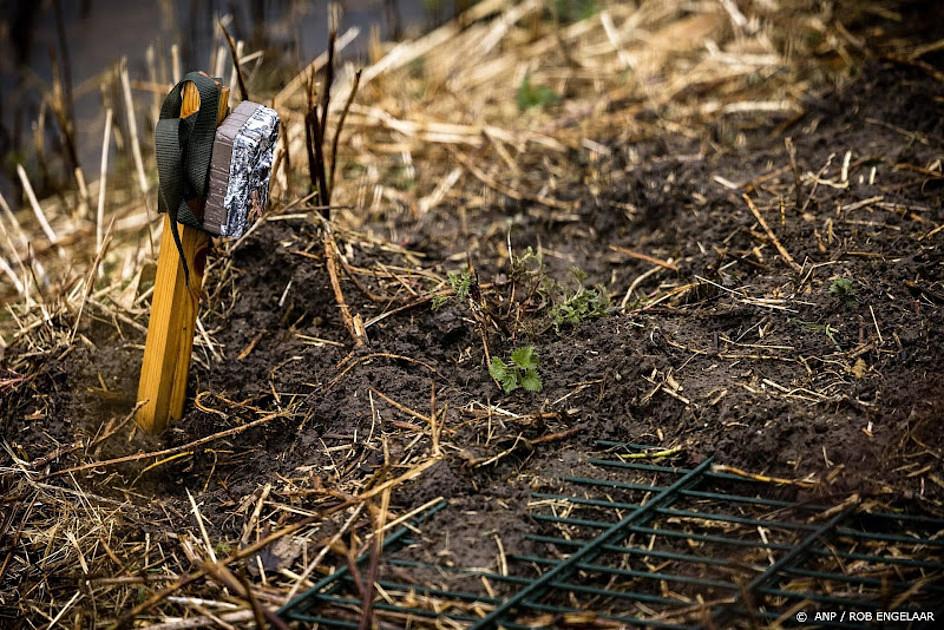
[0,0,459,205]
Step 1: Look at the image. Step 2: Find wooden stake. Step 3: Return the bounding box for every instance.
[136,82,229,434]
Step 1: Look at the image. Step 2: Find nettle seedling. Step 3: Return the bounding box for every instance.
[432,270,473,310]
[489,346,543,394]
[545,268,610,333]
[549,283,609,332]
[516,75,559,111]
[829,277,856,303]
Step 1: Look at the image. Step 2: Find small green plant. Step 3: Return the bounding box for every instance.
[516,75,559,111]
[553,0,598,23]
[549,284,609,332]
[828,277,856,302]
[432,270,473,310]
[829,277,854,296]
[489,346,542,394]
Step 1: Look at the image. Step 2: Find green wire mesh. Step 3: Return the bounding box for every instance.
[279,442,944,628]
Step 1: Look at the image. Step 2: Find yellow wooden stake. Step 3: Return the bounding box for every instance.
[136,82,229,434]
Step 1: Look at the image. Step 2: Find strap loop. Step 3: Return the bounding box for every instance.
[155,72,221,286]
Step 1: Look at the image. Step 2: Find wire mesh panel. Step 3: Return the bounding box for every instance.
[279,443,944,628]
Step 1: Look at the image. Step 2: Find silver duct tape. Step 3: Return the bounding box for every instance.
[204,101,280,238]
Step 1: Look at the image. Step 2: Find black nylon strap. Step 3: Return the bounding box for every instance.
[155,72,221,286]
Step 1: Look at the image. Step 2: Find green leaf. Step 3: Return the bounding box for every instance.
[488,357,508,382]
[510,345,536,369]
[516,76,559,111]
[501,373,519,394]
[829,277,855,296]
[447,271,472,301]
[520,371,543,393]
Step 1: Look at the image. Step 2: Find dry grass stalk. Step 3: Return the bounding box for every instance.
[120,58,149,201]
[96,108,114,256]
[743,192,802,273]
[16,164,59,250]
[219,21,249,102]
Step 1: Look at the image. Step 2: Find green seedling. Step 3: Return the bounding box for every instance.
[829,277,855,301]
[549,284,609,332]
[489,346,542,394]
[553,0,598,23]
[516,75,559,111]
[432,270,473,310]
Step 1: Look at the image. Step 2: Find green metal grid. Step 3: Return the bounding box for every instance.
[278,442,944,628]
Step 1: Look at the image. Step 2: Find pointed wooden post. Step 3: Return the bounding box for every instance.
[136,83,229,434]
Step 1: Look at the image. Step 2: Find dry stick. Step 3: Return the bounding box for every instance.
[239,483,271,547]
[370,387,437,448]
[743,193,802,273]
[145,45,160,127]
[201,561,289,630]
[186,489,218,564]
[784,136,801,211]
[227,41,243,108]
[74,166,90,218]
[0,190,47,287]
[309,33,364,347]
[0,198,28,287]
[358,487,390,630]
[273,27,359,109]
[0,191,30,249]
[324,226,365,346]
[284,504,365,602]
[170,44,181,83]
[45,409,291,478]
[120,58,150,205]
[329,69,362,194]
[97,109,114,256]
[609,244,678,271]
[308,96,331,212]
[429,381,441,456]
[71,217,115,342]
[0,221,31,299]
[219,21,249,101]
[16,164,60,251]
[319,29,337,146]
[0,254,23,294]
[302,70,324,212]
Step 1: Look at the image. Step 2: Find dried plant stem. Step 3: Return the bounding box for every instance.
[45,408,292,478]
[97,109,113,257]
[324,227,365,347]
[0,254,23,295]
[357,487,390,630]
[743,193,802,273]
[120,58,150,202]
[71,217,114,341]
[171,43,181,83]
[0,204,30,294]
[219,21,249,102]
[74,166,90,218]
[283,504,365,602]
[329,69,362,193]
[16,164,59,250]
